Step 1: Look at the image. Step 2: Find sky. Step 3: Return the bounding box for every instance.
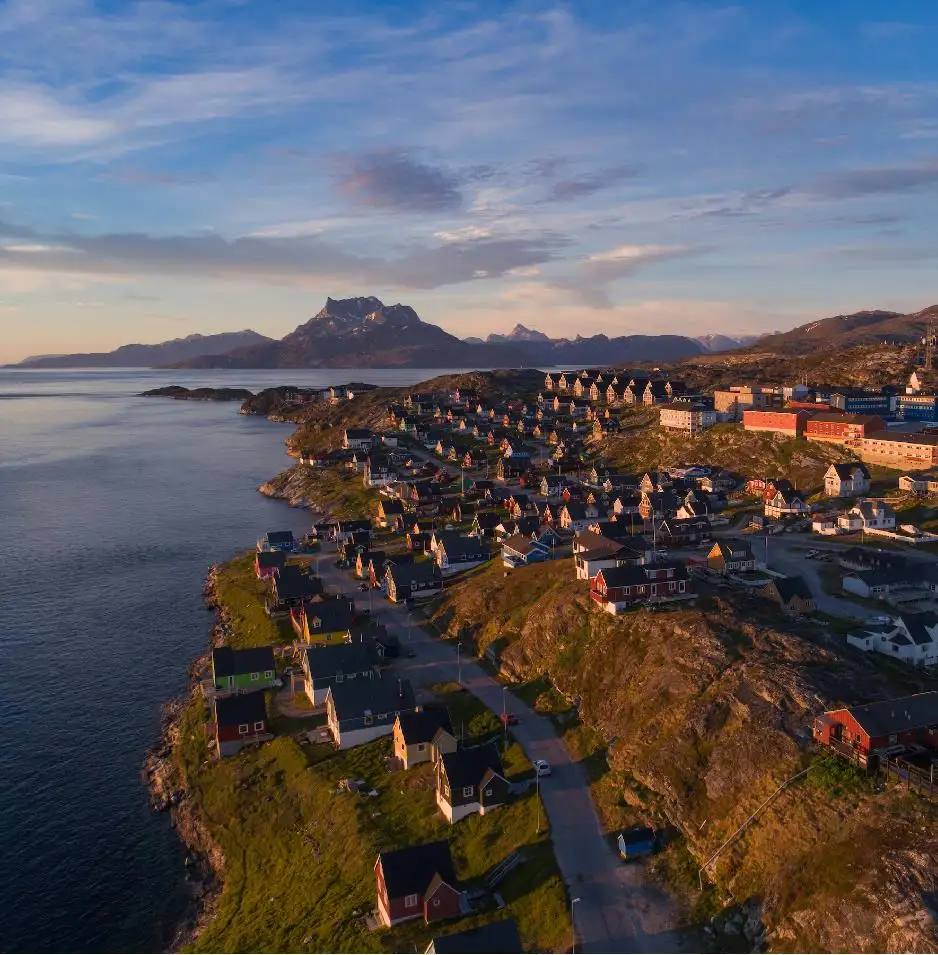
[2,0,938,361]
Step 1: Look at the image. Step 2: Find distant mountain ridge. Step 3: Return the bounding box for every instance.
[171,296,706,368]
[693,333,762,353]
[12,330,274,368]
[747,304,938,355]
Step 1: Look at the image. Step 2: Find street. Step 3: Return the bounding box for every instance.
[314,551,687,954]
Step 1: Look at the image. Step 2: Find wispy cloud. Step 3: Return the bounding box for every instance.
[334,150,465,212]
[543,164,639,202]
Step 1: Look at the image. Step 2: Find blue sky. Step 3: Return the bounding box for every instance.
[2,0,938,361]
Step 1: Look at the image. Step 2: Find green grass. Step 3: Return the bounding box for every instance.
[214,555,294,649]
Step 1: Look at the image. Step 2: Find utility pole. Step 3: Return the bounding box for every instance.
[535,768,541,834]
[456,640,462,684]
[570,897,581,954]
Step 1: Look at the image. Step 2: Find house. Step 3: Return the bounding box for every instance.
[713,386,779,420]
[426,919,523,954]
[707,541,757,574]
[393,707,457,769]
[291,600,355,644]
[761,575,815,614]
[326,676,416,750]
[838,546,909,572]
[496,454,532,482]
[829,389,892,416]
[559,502,600,532]
[658,516,711,545]
[837,500,897,533]
[813,691,938,758]
[895,394,938,421]
[213,692,272,757]
[806,413,886,447]
[841,567,913,600]
[860,432,938,470]
[254,550,286,579]
[742,409,809,437]
[824,462,872,497]
[658,402,716,434]
[343,428,374,451]
[302,642,378,707]
[211,645,276,695]
[764,488,810,519]
[590,562,694,614]
[269,565,324,612]
[385,561,443,603]
[573,535,645,580]
[432,532,489,573]
[376,498,406,527]
[364,454,396,488]
[899,471,938,495]
[334,518,373,542]
[258,530,296,552]
[436,743,509,823]
[375,841,462,928]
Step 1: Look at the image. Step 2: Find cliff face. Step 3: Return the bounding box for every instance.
[429,561,938,951]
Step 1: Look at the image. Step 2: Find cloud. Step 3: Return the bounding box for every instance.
[433,226,493,243]
[808,158,938,199]
[0,218,566,290]
[582,242,696,279]
[334,150,464,212]
[0,87,115,147]
[544,164,639,202]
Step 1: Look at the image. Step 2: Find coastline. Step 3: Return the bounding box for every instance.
[143,566,228,953]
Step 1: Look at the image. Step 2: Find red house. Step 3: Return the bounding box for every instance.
[743,409,810,437]
[213,692,272,757]
[805,412,886,446]
[375,840,463,927]
[255,550,286,579]
[590,562,694,615]
[813,691,938,762]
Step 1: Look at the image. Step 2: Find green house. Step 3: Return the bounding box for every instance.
[211,645,277,694]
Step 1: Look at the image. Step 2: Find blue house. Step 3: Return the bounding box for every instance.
[258,530,297,552]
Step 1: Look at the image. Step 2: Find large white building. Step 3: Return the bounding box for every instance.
[847,615,938,667]
[658,402,716,434]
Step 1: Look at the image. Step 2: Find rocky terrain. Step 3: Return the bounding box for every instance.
[428,560,938,952]
[141,385,254,401]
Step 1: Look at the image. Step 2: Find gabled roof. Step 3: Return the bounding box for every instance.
[598,561,689,588]
[303,642,375,679]
[386,561,441,586]
[439,742,505,791]
[265,530,295,545]
[302,600,355,634]
[771,575,813,603]
[501,533,548,557]
[212,645,275,678]
[329,676,415,721]
[828,462,871,479]
[378,840,457,899]
[273,565,324,600]
[214,692,267,726]
[396,707,454,746]
[843,691,938,738]
[430,918,523,954]
[256,551,287,569]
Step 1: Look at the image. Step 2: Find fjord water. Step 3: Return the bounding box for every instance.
[0,367,449,952]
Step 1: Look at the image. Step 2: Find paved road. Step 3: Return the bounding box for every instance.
[314,551,685,953]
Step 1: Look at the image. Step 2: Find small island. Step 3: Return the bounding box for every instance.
[141,385,255,401]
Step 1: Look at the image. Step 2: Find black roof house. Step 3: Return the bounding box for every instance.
[429,918,522,953]
[212,645,275,677]
[378,840,458,898]
[214,692,267,727]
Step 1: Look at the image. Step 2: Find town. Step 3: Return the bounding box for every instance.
[181,360,938,953]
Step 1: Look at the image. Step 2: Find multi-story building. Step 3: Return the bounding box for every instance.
[894,394,938,421]
[713,386,779,420]
[829,390,893,415]
[742,409,810,438]
[658,402,716,434]
[805,412,886,446]
[860,432,938,470]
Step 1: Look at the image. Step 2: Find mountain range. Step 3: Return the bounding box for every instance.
[14,330,274,368]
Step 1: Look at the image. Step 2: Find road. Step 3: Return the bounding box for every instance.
[314,551,686,953]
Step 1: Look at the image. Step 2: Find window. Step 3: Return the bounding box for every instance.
[417,743,426,752]
[335,673,344,683]
[364,715,374,726]
[251,672,259,681]
[462,785,474,798]
[238,723,249,734]
[253,721,265,732]
[264,670,273,679]
[432,897,440,907]
[404,893,419,909]
[484,788,493,797]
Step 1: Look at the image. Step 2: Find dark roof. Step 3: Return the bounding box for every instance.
[265,530,295,544]
[865,431,938,446]
[273,565,323,600]
[811,412,884,425]
[387,561,441,586]
[828,462,871,478]
[215,692,267,726]
[256,551,287,569]
[396,707,454,746]
[345,428,374,438]
[329,676,415,721]
[439,742,505,790]
[212,645,275,678]
[430,919,522,954]
[770,575,813,603]
[303,642,374,679]
[598,561,689,587]
[302,600,355,634]
[378,840,457,899]
[844,691,938,737]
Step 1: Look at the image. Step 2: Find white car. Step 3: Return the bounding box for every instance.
[533,759,552,777]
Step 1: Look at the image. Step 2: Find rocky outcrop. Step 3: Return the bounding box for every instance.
[141,385,253,401]
[258,465,314,508]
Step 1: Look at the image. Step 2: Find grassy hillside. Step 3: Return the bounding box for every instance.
[428,561,938,951]
[598,422,858,492]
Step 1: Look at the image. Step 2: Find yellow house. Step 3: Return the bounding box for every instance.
[291,601,355,645]
[392,709,458,770]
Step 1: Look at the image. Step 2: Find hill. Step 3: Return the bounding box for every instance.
[746,303,938,356]
[428,561,938,951]
[10,330,273,368]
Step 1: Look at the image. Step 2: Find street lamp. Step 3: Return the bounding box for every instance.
[535,769,541,834]
[456,640,462,684]
[571,897,581,954]
[407,612,412,643]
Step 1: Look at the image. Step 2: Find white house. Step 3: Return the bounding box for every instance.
[343,428,374,451]
[764,488,810,519]
[824,462,871,498]
[658,402,717,434]
[837,500,897,533]
[812,515,841,536]
[847,614,938,667]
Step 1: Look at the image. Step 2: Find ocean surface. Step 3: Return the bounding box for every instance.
[0,367,465,953]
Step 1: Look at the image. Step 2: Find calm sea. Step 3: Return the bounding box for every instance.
[0,367,463,953]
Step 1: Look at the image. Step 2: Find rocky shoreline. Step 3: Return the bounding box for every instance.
[142,566,231,953]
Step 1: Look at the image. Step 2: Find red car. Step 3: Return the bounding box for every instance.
[499,712,519,726]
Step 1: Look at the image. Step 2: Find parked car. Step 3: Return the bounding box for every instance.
[499,712,519,726]
[617,826,658,861]
[533,759,552,777]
